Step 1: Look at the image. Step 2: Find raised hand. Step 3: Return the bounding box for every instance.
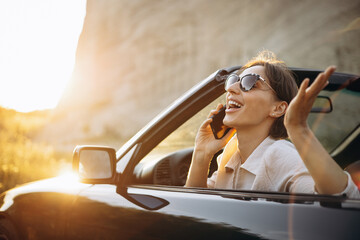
[284,66,336,130]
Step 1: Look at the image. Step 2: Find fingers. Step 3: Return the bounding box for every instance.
[201,118,213,128]
[307,66,336,97]
[298,78,309,97]
[216,103,224,110]
[307,74,326,96]
[207,103,224,118]
[319,65,335,89]
[324,66,336,79]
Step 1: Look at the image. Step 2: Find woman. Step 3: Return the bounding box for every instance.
[185,51,359,197]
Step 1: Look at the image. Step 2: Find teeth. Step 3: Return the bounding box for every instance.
[228,100,241,108]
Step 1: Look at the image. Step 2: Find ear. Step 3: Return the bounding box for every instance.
[270,101,288,118]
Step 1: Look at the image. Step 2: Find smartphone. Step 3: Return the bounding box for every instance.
[210,105,232,139]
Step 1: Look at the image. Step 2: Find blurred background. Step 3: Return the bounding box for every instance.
[1,0,359,192]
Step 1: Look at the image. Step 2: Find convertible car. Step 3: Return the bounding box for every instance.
[0,66,359,240]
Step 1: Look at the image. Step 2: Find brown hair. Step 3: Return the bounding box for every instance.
[238,50,298,139]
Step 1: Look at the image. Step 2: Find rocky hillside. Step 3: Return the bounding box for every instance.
[37,0,360,151]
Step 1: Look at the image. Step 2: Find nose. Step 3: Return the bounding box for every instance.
[226,81,241,95]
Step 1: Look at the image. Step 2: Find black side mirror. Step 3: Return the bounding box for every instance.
[311,96,333,113]
[72,145,117,184]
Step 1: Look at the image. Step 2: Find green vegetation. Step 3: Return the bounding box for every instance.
[0,107,70,193]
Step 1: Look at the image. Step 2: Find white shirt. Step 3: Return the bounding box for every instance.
[208,136,360,198]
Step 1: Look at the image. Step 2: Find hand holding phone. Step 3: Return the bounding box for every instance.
[210,105,232,139]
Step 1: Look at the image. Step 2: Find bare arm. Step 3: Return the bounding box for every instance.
[284,66,348,194]
[185,104,236,187]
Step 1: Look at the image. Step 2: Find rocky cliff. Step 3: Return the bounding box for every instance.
[38,0,360,150]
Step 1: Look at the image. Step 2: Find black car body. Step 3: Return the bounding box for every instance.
[1,67,360,240]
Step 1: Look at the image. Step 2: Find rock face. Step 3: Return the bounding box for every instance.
[41,0,360,149]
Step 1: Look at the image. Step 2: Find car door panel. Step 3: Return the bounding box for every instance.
[66,184,360,240]
[67,184,263,239]
[128,187,360,240]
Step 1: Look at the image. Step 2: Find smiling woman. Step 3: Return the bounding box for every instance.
[0,0,86,112]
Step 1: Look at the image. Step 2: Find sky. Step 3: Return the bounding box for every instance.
[0,0,86,112]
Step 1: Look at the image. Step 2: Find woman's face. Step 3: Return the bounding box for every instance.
[223,65,279,130]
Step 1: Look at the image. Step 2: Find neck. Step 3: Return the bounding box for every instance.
[235,124,271,163]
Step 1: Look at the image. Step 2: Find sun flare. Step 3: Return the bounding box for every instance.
[0,0,86,112]
[57,169,80,184]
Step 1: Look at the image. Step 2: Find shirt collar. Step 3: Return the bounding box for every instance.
[224,150,240,173]
[224,136,276,175]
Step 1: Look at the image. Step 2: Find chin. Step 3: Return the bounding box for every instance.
[223,118,235,128]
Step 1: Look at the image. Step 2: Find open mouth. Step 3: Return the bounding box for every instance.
[228,100,242,109]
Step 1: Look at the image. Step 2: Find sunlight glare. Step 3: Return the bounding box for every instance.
[0,0,87,112]
[57,168,79,184]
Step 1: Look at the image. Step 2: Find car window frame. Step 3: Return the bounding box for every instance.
[117,67,235,186]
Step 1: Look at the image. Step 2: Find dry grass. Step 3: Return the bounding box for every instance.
[0,107,71,193]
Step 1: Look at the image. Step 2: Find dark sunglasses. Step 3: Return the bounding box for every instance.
[225,73,276,93]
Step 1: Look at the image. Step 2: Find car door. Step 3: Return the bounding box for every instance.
[66,181,360,240]
[124,185,360,240]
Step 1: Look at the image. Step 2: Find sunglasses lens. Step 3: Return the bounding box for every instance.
[240,75,258,91]
[225,75,239,90]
